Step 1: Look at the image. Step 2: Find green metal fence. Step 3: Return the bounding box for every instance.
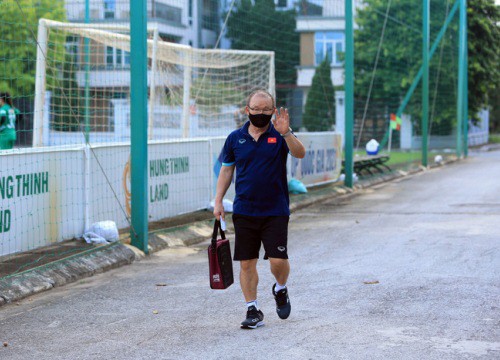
[0,0,475,280]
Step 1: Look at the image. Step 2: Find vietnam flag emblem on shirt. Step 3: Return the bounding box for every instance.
[268,137,277,144]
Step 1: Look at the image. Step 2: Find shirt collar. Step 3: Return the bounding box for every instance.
[240,121,274,135]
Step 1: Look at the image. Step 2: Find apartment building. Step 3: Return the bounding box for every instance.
[296,0,346,109]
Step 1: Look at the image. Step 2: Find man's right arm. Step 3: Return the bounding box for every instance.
[213,164,235,220]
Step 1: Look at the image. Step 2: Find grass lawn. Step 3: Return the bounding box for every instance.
[489,134,500,144]
[351,150,442,166]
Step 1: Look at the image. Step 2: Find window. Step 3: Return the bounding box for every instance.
[106,47,131,68]
[315,32,345,66]
[154,2,182,24]
[65,36,79,64]
[104,0,116,19]
[202,0,219,31]
[277,0,288,8]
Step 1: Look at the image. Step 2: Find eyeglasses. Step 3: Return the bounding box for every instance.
[248,106,274,114]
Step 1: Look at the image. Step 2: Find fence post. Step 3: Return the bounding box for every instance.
[130,0,149,253]
[458,0,468,157]
[344,0,354,188]
[84,0,90,143]
[422,0,430,167]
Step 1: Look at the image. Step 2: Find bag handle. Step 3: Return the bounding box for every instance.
[211,219,226,249]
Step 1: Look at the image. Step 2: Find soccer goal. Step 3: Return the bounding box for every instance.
[33,19,275,146]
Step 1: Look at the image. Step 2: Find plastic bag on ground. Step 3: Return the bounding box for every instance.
[288,178,307,194]
[83,221,119,244]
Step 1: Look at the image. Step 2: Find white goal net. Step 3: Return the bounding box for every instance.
[33,19,274,146]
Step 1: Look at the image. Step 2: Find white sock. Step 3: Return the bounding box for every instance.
[246,300,259,309]
[275,283,287,292]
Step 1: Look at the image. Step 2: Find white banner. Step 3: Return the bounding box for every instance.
[0,147,85,256]
[89,140,212,229]
[289,133,343,186]
[0,133,342,256]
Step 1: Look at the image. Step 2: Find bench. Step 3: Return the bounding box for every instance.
[342,154,391,176]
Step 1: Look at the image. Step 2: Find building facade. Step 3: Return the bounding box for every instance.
[296,0,346,113]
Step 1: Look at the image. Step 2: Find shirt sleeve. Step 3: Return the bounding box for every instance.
[0,109,6,127]
[221,135,235,166]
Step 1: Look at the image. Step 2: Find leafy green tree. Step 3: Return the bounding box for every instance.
[353,0,499,135]
[51,55,82,131]
[225,0,299,86]
[467,0,499,121]
[0,0,66,95]
[302,59,335,131]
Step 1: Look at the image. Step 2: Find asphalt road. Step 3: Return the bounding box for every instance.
[1,150,499,360]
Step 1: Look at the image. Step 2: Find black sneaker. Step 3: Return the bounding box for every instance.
[272,284,291,319]
[240,306,264,329]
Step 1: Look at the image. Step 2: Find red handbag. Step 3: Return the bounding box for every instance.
[208,220,234,289]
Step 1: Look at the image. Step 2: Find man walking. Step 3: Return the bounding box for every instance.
[213,89,305,329]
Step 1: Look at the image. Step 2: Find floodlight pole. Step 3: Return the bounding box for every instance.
[130,0,149,253]
[422,0,430,167]
[458,0,468,158]
[84,0,90,142]
[344,0,354,188]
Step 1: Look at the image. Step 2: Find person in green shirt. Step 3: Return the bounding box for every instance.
[0,92,18,150]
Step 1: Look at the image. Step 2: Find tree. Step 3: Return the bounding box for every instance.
[51,55,82,131]
[353,0,499,135]
[0,0,66,95]
[302,59,335,131]
[224,0,299,86]
[467,0,499,122]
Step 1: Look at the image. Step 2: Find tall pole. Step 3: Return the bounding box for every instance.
[130,0,149,252]
[422,0,430,167]
[456,0,466,158]
[459,0,468,157]
[344,0,354,187]
[33,20,48,147]
[148,26,159,140]
[84,0,90,143]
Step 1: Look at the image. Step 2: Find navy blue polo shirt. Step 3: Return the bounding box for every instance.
[221,121,290,216]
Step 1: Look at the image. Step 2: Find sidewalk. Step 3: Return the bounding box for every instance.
[0,158,456,307]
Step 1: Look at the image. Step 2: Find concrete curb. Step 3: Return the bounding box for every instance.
[0,243,135,306]
[0,158,458,307]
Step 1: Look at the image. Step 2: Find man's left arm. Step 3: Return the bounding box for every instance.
[283,132,305,159]
[273,107,305,159]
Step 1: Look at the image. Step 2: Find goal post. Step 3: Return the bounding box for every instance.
[33,19,275,146]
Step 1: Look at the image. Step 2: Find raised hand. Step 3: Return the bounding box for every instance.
[273,107,290,135]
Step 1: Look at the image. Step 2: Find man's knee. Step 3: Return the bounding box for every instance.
[269,258,289,268]
[240,259,258,273]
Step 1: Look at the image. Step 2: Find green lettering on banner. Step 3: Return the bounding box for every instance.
[15,175,22,197]
[0,176,14,199]
[34,173,41,194]
[41,172,49,193]
[150,183,169,203]
[0,172,49,199]
[0,209,11,233]
[23,174,30,196]
[150,157,190,177]
[169,157,189,175]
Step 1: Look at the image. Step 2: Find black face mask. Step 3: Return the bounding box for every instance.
[248,113,272,128]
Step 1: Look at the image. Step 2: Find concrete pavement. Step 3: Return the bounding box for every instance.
[0,149,499,359]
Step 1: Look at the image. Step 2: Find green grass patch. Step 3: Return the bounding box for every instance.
[489,133,500,144]
[350,150,442,166]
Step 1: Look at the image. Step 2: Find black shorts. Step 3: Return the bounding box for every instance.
[232,214,289,261]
